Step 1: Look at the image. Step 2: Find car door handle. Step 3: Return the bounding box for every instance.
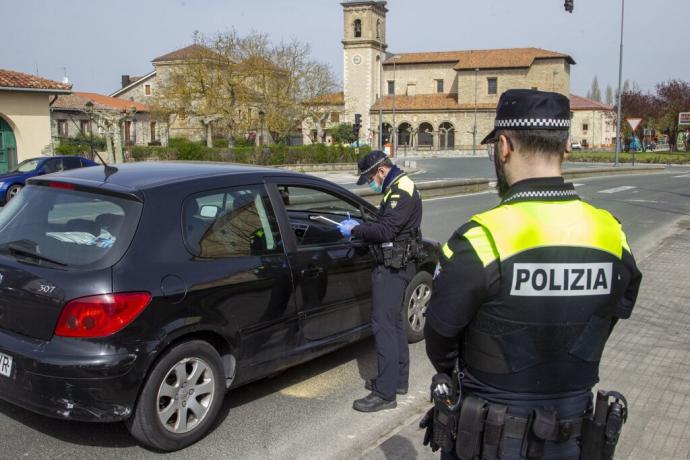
[301,267,324,278]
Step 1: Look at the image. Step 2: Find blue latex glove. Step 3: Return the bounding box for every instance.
[338,218,360,237]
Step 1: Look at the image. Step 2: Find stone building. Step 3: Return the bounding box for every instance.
[50,92,160,147]
[0,69,71,171]
[338,1,588,152]
[570,94,616,149]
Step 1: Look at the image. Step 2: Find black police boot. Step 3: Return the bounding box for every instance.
[364,379,408,395]
[353,393,397,412]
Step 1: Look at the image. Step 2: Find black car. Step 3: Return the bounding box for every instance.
[0,162,438,451]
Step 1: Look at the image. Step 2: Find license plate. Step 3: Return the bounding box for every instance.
[0,352,12,378]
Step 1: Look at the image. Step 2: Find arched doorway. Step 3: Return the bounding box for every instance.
[398,122,412,147]
[418,122,434,148]
[0,117,17,173]
[439,122,455,149]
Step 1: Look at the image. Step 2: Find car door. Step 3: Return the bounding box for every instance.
[180,184,298,369]
[266,178,374,342]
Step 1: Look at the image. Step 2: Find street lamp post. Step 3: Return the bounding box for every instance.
[473,68,479,156]
[392,55,399,158]
[614,0,625,167]
[378,55,383,149]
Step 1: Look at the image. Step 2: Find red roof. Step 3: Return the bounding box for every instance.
[0,69,71,92]
[383,48,575,70]
[152,44,218,63]
[52,92,150,112]
[570,94,614,111]
[305,91,345,106]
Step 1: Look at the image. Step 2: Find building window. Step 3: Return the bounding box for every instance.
[435,79,444,93]
[582,123,589,133]
[376,19,381,39]
[150,122,157,141]
[387,80,395,95]
[80,120,91,134]
[354,19,362,38]
[57,120,68,137]
[330,112,340,123]
[144,84,152,96]
[487,78,498,95]
[124,121,134,145]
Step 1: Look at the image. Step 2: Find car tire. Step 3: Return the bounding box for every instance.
[6,184,22,202]
[403,271,432,343]
[126,340,225,452]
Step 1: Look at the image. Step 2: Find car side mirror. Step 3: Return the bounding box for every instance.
[199,205,219,218]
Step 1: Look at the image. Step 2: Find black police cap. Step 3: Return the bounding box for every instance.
[356,150,389,185]
[481,89,571,145]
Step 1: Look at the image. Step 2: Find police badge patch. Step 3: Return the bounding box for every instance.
[390,200,398,209]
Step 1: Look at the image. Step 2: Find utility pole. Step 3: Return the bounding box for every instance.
[615,0,625,167]
[378,55,383,149]
[473,68,478,156]
[392,55,399,158]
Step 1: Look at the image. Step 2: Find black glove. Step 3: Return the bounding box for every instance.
[420,407,440,452]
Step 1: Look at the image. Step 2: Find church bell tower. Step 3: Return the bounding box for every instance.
[342,1,388,145]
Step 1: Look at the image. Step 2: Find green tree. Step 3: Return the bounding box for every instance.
[327,123,357,144]
[605,84,614,106]
[654,80,690,151]
[590,76,602,102]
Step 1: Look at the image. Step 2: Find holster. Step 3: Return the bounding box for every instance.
[580,390,628,460]
[433,401,460,453]
[455,395,487,460]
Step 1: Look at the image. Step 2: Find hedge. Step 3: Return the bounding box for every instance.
[567,151,690,165]
[127,138,371,165]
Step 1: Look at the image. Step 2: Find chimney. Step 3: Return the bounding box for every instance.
[121,75,131,88]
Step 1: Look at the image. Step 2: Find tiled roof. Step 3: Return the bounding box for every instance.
[152,44,216,63]
[570,94,614,111]
[52,92,150,112]
[0,69,72,91]
[383,48,575,70]
[371,94,496,111]
[305,91,345,106]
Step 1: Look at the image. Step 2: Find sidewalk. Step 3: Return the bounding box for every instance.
[360,220,690,460]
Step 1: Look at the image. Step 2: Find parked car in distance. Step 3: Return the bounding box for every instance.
[570,142,583,151]
[0,155,97,204]
[0,162,439,451]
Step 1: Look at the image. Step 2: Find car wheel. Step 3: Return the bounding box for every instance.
[404,271,432,343]
[126,340,225,452]
[6,184,22,201]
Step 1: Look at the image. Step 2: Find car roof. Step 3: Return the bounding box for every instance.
[42,161,296,192]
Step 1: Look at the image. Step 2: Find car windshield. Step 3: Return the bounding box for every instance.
[13,159,40,173]
[0,184,142,269]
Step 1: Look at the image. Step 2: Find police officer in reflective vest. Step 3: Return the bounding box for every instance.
[423,90,642,459]
[339,150,423,412]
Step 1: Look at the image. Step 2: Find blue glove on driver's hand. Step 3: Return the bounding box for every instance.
[338,218,360,237]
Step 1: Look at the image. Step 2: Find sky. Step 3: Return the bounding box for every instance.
[2,0,688,99]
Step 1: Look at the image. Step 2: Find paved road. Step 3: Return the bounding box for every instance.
[1,168,689,459]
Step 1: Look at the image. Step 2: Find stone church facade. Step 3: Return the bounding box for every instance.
[338,1,611,152]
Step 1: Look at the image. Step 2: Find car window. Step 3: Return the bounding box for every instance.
[42,158,64,173]
[0,185,142,269]
[63,157,82,169]
[183,185,281,258]
[15,159,40,172]
[279,185,362,247]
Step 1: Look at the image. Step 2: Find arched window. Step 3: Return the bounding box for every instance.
[438,122,455,149]
[354,19,362,38]
[398,122,412,147]
[418,122,434,147]
[376,19,381,39]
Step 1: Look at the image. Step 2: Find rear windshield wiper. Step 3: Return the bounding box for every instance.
[6,244,67,267]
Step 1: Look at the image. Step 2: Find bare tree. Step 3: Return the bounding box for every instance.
[605,84,614,106]
[590,76,602,102]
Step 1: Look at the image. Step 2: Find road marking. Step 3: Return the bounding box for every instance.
[598,185,636,194]
[626,199,661,204]
[573,183,584,187]
[424,190,494,202]
[673,174,690,178]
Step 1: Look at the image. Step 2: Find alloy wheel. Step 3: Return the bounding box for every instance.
[407,282,431,332]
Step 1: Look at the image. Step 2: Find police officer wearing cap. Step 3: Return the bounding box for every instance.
[339,150,423,412]
[422,90,642,459]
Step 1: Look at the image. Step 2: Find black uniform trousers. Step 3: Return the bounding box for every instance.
[370,263,414,401]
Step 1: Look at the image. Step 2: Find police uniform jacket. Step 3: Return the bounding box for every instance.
[425,177,642,394]
[352,167,422,243]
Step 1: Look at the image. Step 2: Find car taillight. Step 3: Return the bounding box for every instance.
[55,292,152,338]
[49,181,76,190]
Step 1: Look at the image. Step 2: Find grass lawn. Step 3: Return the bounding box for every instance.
[567,151,690,164]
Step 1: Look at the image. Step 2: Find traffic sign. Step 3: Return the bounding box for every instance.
[626,118,642,132]
[679,112,690,126]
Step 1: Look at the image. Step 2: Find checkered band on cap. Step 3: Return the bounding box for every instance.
[495,118,571,129]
